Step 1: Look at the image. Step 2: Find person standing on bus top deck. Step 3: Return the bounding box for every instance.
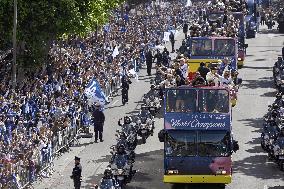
[197,62,210,80]
[179,58,188,80]
[169,32,175,53]
[218,58,231,76]
[219,71,233,87]
[206,66,220,86]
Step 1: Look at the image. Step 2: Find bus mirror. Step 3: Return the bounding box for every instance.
[158,129,166,142]
[233,140,239,152]
[244,44,248,48]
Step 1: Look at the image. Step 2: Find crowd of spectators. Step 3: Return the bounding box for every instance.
[188,0,247,37]
[0,1,194,188]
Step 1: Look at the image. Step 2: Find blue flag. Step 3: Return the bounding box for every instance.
[84,78,108,107]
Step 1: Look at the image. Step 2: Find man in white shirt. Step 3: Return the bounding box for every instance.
[219,71,233,87]
[179,58,188,80]
[206,67,220,86]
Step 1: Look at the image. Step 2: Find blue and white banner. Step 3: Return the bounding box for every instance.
[84,78,108,107]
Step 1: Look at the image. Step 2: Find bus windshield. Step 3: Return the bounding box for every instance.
[191,39,212,56]
[214,39,235,56]
[199,131,231,157]
[166,89,197,112]
[165,130,197,157]
[198,89,230,113]
[208,13,224,22]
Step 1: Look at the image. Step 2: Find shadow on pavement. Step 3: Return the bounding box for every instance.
[245,145,264,154]
[238,118,263,130]
[261,90,277,97]
[258,29,280,34]
[242,65,272,70]
[242,78,273,89]
[254,58,267,61]
[233,154,284,181]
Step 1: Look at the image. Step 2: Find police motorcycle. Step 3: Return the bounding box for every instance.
[142,85,162,116]
[112,131,136,161]
[273,57,284,92]
[95,167,121,189]
[118,117,138,151]
[261,119,280,152]
[109,145,135,188]
[266,15,275,30]
[270,128,284,171]
[136,105,155,144]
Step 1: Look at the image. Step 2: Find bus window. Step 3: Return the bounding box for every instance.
[191,39,212,56]
[166,89,197,112]
[198,89,229,113]
[165,130,197,157]
[214,39,235,56]
[198,131,230,157]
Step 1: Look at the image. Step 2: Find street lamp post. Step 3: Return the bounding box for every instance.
[12,0,17,89]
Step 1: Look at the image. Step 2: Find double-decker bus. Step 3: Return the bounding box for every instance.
[231,12,248,68]
[186,37,238,79]
[245,0,260,38]
[158,86,239,187]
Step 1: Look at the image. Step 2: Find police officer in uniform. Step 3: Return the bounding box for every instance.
[121,75,132,105]
[92,103,105,143]
[145,50,153,76]
[70,156,82,189]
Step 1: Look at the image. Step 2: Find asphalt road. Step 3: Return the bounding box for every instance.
[33,27,284,189]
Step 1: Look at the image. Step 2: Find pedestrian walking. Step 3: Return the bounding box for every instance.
[183,22,188,39]
[146,50,153,75]
[92,103,105,143]
[70,156,82,189]
[154,50,163,66]
[169,32,175,53]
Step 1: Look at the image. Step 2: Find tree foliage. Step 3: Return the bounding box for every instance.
[0,0,124,67]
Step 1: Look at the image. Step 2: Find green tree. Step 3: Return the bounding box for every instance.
[0,0,124,67]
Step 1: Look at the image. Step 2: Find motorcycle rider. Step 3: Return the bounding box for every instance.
[272,128,284,159]
[139,105,152,120]
[118,116,135,135]
[110,144,135,181]
[275,92,283,106]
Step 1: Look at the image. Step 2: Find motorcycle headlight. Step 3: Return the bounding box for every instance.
[117,169,124,175]
[278,149,284,155]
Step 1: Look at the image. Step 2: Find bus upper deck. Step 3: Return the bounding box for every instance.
[159,86,239,185]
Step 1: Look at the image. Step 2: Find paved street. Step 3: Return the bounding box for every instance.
[34,27,284,189]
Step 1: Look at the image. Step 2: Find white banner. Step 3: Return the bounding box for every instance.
[163,32,170,42]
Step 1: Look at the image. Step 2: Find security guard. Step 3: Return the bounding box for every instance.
[121,75,132,105]
[70,156,82,189]
[92,103,105,142]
